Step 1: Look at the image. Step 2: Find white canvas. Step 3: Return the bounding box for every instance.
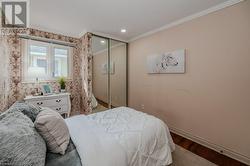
[147,49,185,74]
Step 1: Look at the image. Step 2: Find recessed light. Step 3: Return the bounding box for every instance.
[121,29,127,33]
[100,40,106,45]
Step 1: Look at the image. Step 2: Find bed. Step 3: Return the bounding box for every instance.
[0,102,174,166]
[65,107,175,166]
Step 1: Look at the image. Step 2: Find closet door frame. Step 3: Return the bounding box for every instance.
[92,34,128,108]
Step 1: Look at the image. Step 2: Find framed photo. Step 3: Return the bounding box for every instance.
[41,84,53,95]
[101,62,115,74]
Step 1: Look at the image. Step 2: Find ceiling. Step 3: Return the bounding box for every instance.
[30,0,232,41]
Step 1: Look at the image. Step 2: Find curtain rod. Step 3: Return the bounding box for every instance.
[18,34,77,48]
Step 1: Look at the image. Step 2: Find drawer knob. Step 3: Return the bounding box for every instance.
[56,99,62,103]
[56,108,62,111]
[37,102,43,105]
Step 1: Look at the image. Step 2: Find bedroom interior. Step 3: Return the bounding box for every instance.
[0,0,249,166]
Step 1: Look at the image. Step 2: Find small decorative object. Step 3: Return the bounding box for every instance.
[41,84,53,95]
[147,49,185,74]
[58,77,66,93]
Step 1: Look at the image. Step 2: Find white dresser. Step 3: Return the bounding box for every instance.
[24,93,71,117]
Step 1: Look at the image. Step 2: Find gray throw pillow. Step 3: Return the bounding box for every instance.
[0,109,47,166]
[35,107,70,155]
[9,101,41,122]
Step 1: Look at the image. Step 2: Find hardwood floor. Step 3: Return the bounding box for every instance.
[96,98,109,108]
[96,98,116,109]
[170,132,247,166]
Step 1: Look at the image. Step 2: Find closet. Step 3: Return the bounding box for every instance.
[91,35,127,112]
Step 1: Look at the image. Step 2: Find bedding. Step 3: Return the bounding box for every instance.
[46,139,82,166]
[35,107,70,155]
[0,107,46,166]
[66,107,175,166]
[9,101,41,122]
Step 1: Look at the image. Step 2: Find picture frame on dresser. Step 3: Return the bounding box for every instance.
[41,84,53,95]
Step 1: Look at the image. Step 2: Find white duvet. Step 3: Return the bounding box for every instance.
[65,107,175,166]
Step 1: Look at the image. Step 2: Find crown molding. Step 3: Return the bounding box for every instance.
[92,31,128,43]
[129,0,244,42]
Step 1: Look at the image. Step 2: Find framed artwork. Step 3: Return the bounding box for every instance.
[41,84,53,95]
[147,49,185,74]
[101,63,108,74]
[101,62,115,74]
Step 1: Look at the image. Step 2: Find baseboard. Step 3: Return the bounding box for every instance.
[169,125,250,165]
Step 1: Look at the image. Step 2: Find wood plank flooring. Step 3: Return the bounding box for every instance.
[170,132,247,166]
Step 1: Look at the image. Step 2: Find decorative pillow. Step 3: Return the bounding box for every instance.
[35,107,70,155]
[9,101,42,122]
[0,109,46,166]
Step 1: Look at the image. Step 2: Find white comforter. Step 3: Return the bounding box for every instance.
[65,107,175,166]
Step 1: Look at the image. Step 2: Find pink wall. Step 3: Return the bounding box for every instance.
[128,1,250,163]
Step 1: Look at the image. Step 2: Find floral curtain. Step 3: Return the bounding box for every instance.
[0,34,10,112]
[79,32,93,114]
[0,28,92,115]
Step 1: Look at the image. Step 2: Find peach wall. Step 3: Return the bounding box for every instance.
[128,1,250,163]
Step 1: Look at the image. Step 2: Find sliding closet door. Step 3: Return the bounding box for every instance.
[110,40,127,107]
[92,36,109,111]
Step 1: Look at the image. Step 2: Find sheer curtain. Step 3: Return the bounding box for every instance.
[0,36,10,112]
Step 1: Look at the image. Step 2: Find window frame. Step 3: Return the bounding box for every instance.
[52,44,73,79]
[22,39,73,82]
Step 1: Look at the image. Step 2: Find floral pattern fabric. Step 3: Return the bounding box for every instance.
[0,28,92,115]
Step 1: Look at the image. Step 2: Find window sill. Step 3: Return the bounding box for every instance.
[21,78,73,84]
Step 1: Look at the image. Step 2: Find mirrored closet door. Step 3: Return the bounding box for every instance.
[110,39,127,108]
[92,35,127,113]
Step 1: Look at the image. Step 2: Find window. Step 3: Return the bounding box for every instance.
[23,40,72,81]
[53,47,69,77]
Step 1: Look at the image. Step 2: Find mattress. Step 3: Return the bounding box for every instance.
[66,107,175,166]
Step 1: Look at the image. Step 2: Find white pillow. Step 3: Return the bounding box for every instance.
[34,107,70,155]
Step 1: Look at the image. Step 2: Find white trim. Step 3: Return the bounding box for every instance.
[129,0,244,42]
[169,125,250,165]
[21,78,73,84]
[92,31,128,43]
[52,44,73,79]
[22,39,73,82]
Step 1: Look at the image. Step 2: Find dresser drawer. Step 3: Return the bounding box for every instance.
[50,105,68,114]
[24,93,71,118]
[46,97,68,106]
[28,97,68,107]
